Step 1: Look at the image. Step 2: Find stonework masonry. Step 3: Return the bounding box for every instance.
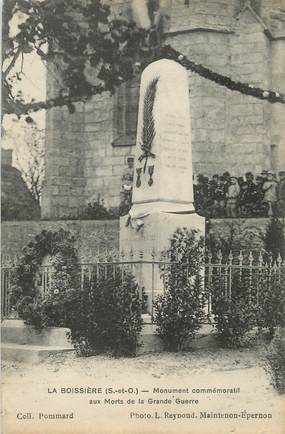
[1,220,119,260]
[42,0,285,219]
[1,218,280,258]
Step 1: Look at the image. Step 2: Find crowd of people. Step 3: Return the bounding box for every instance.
[120,164,285,219]
[193,170,285,218]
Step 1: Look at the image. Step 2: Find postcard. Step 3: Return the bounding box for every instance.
[1,1,285,433]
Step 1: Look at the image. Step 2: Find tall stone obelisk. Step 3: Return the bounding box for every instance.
[130,58,195,215]
[120,59,205,311]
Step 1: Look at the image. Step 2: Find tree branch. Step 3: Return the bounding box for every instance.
[3,83,107,116]
[4,44,285,117]
[3,47,22,78]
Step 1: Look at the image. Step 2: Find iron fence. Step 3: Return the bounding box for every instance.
[204,250,285,321]
[1,264,12,317]
[1,250,284,321]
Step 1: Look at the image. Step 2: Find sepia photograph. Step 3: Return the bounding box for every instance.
[1,0,285,433]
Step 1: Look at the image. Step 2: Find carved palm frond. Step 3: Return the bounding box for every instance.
[141,76,159,150]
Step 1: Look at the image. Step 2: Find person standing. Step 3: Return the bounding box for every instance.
[194,174,208,216]
[277,171,285,217]
[254,175,266,216]
[226,177,240,218]
[261,170,268,182]
[213,175,226,217]
[262,171,278,217]
[119,157,134,215]
[244,172,258,216]
[222,171,231,196]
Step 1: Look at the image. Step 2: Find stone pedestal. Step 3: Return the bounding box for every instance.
[120,212,205,313]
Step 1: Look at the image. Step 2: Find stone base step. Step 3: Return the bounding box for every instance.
[1,320,216,359]
[138,322,216,354]
[1,320,73,347]
[1,343,74,363]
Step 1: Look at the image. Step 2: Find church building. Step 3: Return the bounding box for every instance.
[42,0,285,219]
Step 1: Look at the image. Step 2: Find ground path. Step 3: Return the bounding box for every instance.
[2,343,285,434]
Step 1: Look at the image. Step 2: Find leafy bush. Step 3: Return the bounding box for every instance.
[15,266,145,357]
[80,199,120,220]
[266,328,285,394]
[15,293,68,329]
[256,272,285,339]
[211,270,257,348]
[64,271,146,357]
[264,218,285,262]
[16,296,47,329]
[153,228,206,351]
[11,229,145,357]
[205,220,237,258]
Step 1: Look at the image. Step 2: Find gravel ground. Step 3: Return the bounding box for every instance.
[2,343,285,434]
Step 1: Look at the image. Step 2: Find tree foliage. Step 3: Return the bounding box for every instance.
[2,0,159,117]
[153,228,206,351]
[3,0,284,121]
[264,218,285,262]
[12,123,45,203]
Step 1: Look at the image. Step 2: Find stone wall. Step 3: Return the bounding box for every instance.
[1,220,119,260]
[42,0,285,219]
[42,103,87,219]
[169,0,237,31]
[83,94,133,210]
[207,217,272,252]
[2,218,278,259]
[167,2,275,175]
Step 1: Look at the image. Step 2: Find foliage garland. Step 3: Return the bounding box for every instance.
[5,44,285,117]
[9,228,146,356]
[10,228,79,307]
[3,0,284,118]
[161,45,285,105]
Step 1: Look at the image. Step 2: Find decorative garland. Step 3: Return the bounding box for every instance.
[10,229,79,306]
[7,41,285,118]
[160,45,285,105]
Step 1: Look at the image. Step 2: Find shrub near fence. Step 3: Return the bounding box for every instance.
[153,228,206,352]
[64,269,146,357]
[1,253,145,357]
[266,329,285,394]
[206,250,285,346]
[1,249,284,346]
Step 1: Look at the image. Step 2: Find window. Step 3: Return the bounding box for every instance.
[112,78,139,147]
